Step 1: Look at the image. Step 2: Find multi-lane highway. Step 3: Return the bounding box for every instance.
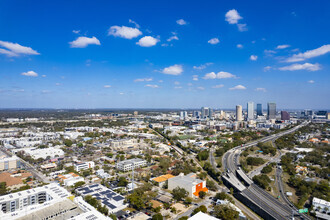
[221,122,310,220]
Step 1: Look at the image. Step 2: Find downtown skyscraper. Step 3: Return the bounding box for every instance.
[247,102,254,120]
[257,104,263,116]
[267,102,276,120]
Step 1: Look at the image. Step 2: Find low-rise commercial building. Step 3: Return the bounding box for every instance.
[74,161,95,172]
[58,173,85,187]
[116,158,147,172]
[168,173,208,198]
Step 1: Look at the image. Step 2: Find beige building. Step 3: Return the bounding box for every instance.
[236,105,243,121]
[0,156,20,171]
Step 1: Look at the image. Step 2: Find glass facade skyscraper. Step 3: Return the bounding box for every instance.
[267,102,276,120]
[257,104,262,116]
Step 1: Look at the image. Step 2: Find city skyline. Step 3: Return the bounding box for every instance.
[1,0,330,109]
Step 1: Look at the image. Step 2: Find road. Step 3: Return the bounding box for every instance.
[221,121,310,220]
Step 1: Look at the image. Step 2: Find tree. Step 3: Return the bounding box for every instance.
[117,176,128,187]
[73,181,85,188]
[214,204,239,220]
[0,182,7,195]
[192,205,207,215]
[199,191,206,199]
[197,150,209,161]
[178,217,189,220]
[64,139,73,147]
[184,197,192,205]
[171,187,188,201]
[152,213,163,220]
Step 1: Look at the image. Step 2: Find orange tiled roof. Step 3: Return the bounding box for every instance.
[153,174,175,183]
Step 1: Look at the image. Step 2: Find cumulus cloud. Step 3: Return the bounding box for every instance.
[237,23,248,32]
[128,19,140,28]
[192,75,198,81]
[263,66,272,72]
[229,85,246,90]
[255,87,267,92]
[208,38,220,45]
[197,87,205,90]
[72,30,80,34]
[276,44,290,49]
[104,85,111,88]
[237,44,243,49]
[0,40,40,57]
[278,63,321,71]
[212,84,224,88]
[136,36,159,47]
[193,63,213,70]
[134,78,153,82]
[308,80,315,84]
[69,36,100,48]
[264,50,276,56]
[108,25,142,39]
[145,84,159,88]
[161,64,183,75]
[203,71,236,79]
[167,35,179,42]
[225,9,242,24]
[176,19,187,25]
[21,71,38,77]
[250,55,258,61]
[286,44,330,62]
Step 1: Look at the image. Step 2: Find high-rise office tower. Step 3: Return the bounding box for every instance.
[180,111,187,119]
[201,107,210,119]
[209,108,213,119]
[281,111,290,121]
[236,105,242,121]
[267,102,276,120]
[247,102,254,120]
[193,111,200,118]
[257,104,262,116]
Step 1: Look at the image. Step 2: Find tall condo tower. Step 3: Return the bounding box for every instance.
[247,102,254,120]
[267,102,276,120]
[236,105,243,121]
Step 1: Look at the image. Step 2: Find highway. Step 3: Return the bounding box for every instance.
[221,122,310,220]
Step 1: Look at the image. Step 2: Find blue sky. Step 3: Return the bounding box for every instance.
[0,0,329,109]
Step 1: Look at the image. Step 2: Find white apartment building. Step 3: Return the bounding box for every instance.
[313,197,330,219]
[74,161,95,172]
[0,183,109,220]
[14,146,65,159]
[0,156,20,171]
[116,158,147,172]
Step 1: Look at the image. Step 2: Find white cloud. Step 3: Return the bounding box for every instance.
[108,25,142,39]
[225,9,242,24]
[104,85,111,88]
[203,71,236,79]
[158,80,163,83]
[161,64,183,75]
[128,19,140,28]
[212,84,224,88]
[192,75,198,81]
[134,78,153,82]
[278,63,321,71]
[250,55,258,61]
[69,36,100,48]
[187,83,193,86]
[193,62,213,70]
[72,30,80,34]
[264,50,276,56]
[21,71,38,77]
[174,86,182,89]
[167,35,179,42]
[197,87,205,90]
[174,81,180,85]
[41,75,46,77]
[229,85,246,90]
[176,19,187,25]
[145,84,159,88]
[286,44,330,62]
[55,83,61,86]
[0,40,39,57]
[208,38,220,45]
[276,44,290,49]
[255,87,267,92]
[136,36,159,47]
[41,90,51,94]
[308,80,315,84]
[119,92,124,95]
[263,66,272,72]
[237,44,243,49]
[237,23,248,32]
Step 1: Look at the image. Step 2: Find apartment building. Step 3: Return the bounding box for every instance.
[116,158,147,172]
